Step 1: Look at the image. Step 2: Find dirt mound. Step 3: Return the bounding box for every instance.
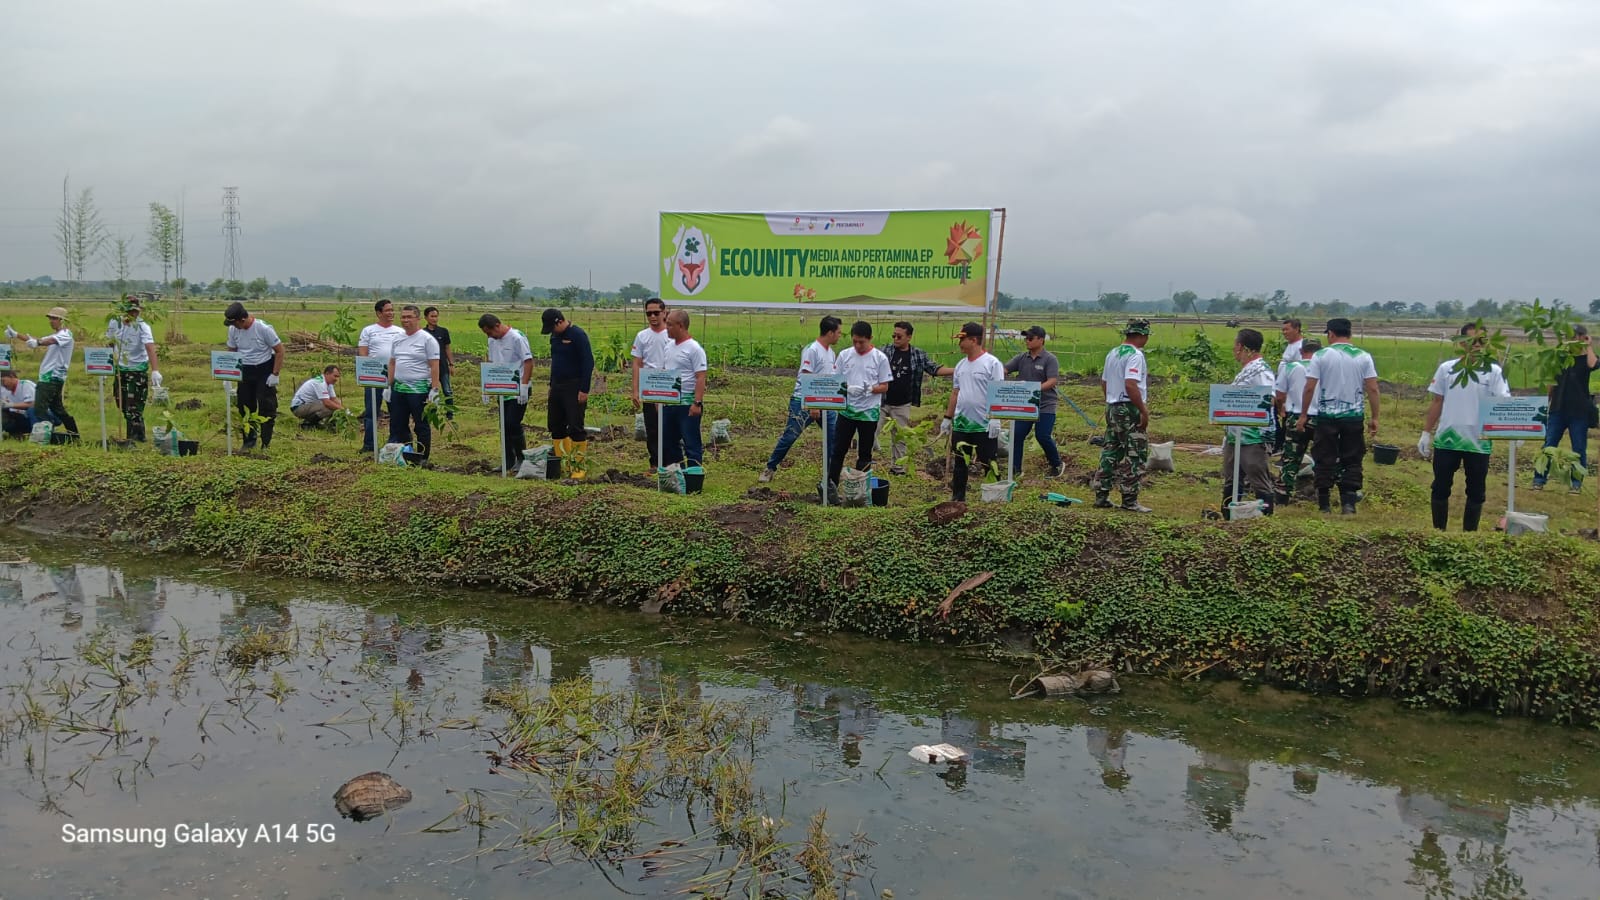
[589,425,633,443]
[708,503,793,536]
[175,398,204,411]
[594,468,655,489]
[927,500,967,526]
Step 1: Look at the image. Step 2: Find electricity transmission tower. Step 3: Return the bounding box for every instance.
[222,186,241,281]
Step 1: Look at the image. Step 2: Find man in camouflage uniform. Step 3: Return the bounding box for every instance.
[1275,338,1319,501]
[1092,319,1152,512]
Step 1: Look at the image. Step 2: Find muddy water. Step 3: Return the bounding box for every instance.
[1,537,1597,900]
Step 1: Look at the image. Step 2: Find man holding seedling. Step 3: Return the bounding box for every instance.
[761,316,842,483]
[1531,323,1598,493]
[829,321,892,493]
[106,296,161,442]
[1222,329,1278,517]
[631,298,673,471]
[1297,317,1379,515]
[1004,325,1065,478]
[1091,319,1152,512]
[385,305,443,459]
[357,298,405,453]
[876,320,944,475]
[479,313,535,471]
[1419,323,1509,531]
[941,322,1006,502]
[291,364,345,427]
[1276,339,1319,502]
[14,307,80,436]
[543,308,595,480]
[224,302,285,452]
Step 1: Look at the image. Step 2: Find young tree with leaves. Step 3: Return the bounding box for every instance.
[501,277,524,303]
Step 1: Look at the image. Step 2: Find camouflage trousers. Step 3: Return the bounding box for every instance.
[116,369,149,437]
[1279,417,1313,494]
[1092,402,1147,499]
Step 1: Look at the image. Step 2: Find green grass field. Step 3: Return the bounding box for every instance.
[3,296,1594,538]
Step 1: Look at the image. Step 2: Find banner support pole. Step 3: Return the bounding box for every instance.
[98,377,107,451]
[499,396,507,478]
[224,383,233,457]
[985,207,1008,346]
[821,417,829,507]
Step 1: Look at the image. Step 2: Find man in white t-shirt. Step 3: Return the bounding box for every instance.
[224,302,286,451]
[385,304,442,459]
[1222,329,1279,516]
[1,371,37,438]
[630,298,674,470]
[479,313,535,471]
[291,364,345,427]
[1297,317,1379,515]
[760,316,841,483]
[106,297,161,442]
[16,306,81,435]
[357,298,405,453]
[661,310,708,468]
[1276,339,1319,502]
[1420,324,1509,532]
[939,322,1006,502]
[1272,318,1304,452]
[829,321,892,492]
[1091,319,1152,512]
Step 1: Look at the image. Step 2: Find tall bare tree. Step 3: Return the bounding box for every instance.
[147,202,179,284]
[56,177,73,282]
[63,186,108,283]
[110,236,134,296]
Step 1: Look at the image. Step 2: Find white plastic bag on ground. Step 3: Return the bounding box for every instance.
[908,743,969,764]
[658,463,687,494]
[839,468,872,507]
[378,443,408,465]
[980,480,1015,503]
[633,413,647,442]
[711,418,733,446]
[1148,440,1175,473]
[516,445,553,479]
[151,425,181,456]
[29,422,52,445]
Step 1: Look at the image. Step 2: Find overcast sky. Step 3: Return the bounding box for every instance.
[3,0,1596,304]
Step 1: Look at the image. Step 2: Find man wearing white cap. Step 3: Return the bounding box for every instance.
[14,307,80,435]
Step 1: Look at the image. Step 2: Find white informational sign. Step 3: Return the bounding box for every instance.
[1479,397,1548,440]
[211,351,243,382]
[354,357,390,388]
[797,374,847,411]
[987,382,1041,421]
[638,368,683,404]
[1208,384,1275,427]
[0,345,12,372]
[83,348,116,377]
[480,363,521,396]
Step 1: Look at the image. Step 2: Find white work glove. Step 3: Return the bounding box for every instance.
[986,418,1003,439]
[265,374,279,388]
[848,383,868,402]
[517,383,530,405]
[26,337,38,349]
[382,388,391,403]
[427,388,440,404]
[3,325,16,339]
[1417,431,1432,459]
[938,417,952,437]
[151,371,163,388]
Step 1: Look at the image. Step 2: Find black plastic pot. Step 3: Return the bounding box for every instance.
[870,477,890,507]
[401,451,427,466]
[177,440,199,457]
[1372,443,1399,465]
[684,466,705,494]
[546,458,563,480]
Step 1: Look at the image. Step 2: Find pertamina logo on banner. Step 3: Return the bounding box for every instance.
[665,225,715,296]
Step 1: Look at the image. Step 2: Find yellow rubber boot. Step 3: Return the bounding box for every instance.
[568,440,588,480]
[552,437,569,477]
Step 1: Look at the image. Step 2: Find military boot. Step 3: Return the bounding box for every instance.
[1462,502,1484,532]
[1317,489,1331,513]
[1431,495,1450,530]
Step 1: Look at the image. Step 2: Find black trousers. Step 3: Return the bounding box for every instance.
[237,361,278,449]
[1432,448,1490,504]
[1311,416,1364,493]
[829,416,878,486]
[388,390,431,457]
[548,379,586,440]
[644,403,661,469]
[500,397,527,470]
[951,432,998,501]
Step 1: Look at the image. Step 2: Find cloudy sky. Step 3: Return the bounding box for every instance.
[3,0,1596,304]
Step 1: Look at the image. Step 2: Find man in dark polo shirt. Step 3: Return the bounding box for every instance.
[1533,324,1599,492]
[1004,326,1064,477]
[543,308,595,479]
[424,306,454,419]
[877,321,944,475]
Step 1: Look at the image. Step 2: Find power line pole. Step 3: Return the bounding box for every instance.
[222,186,241,282]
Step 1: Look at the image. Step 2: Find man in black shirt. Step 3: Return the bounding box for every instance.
[878,321,944,475]
[1533,324,1599,492]
[543,308,595,479]
[424,306,454,419]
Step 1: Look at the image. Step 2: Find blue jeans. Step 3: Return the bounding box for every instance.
[1012,412,1062,473]
[766,397,837,471]
[1535,410,1589,487]
[663,405,702,467]
[361,385,386,452]
[439,370,454,418]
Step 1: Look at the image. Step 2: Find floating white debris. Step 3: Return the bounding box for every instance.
[908,743,969,764]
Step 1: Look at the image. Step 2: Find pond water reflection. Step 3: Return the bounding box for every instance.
[0,538,1596,899]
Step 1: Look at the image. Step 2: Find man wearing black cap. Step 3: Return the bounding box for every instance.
[542,308,594,479]
[1091,319,1152,512]
[940,322,1006,502]
[223,302,285,451]
[1004,326,1064,477]
[1297,317,1379,514]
